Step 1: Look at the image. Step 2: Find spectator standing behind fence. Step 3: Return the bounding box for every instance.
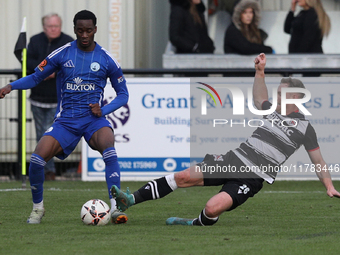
[284,0,331,53]
[27,13,73,180]
[223,0,273,55]
[169,0,215,53]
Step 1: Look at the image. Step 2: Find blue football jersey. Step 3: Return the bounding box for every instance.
[11,40,128,118]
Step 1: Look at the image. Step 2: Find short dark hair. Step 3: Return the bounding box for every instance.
[73,10,97,26]
[281,77,306,98]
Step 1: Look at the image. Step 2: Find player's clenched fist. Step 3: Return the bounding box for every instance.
[0,84,12,99]
[89,103,102,117]
[254,53,266,72]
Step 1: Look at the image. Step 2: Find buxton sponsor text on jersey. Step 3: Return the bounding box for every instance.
[66,77,95,91]
[66,83,95,91]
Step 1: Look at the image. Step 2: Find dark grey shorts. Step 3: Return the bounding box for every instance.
[198,151,264,211]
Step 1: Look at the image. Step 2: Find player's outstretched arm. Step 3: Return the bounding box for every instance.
[253,53,268,110]
[0,84,12,99]
[308,149,340,198]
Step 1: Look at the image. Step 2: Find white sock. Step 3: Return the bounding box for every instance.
[203,208,219,221]
[165,173,178,190]
[110,198,117,213]
[33,200,44,210]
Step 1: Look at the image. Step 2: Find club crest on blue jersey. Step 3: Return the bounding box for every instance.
[90,62,100,72]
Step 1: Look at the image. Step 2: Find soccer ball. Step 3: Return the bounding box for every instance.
[81,199,111,225]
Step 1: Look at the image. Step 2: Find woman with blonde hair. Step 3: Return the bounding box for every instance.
[284,0,331,53]
[223,0,273,55]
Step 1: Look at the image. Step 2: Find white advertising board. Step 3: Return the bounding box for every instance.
[82,77,340,181]
[82,78,191,181]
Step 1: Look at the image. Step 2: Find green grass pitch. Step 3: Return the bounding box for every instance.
[0,180,339,255]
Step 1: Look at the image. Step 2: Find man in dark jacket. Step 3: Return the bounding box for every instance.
[169,0,215,53]
[27,13,73,180]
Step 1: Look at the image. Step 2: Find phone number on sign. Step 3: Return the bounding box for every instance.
[119,161,157,169]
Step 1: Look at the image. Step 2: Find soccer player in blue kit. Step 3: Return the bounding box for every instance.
[0,10,128,224]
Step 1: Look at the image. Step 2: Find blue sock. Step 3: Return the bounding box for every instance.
[103,147,121,199]
[29,154,46,204]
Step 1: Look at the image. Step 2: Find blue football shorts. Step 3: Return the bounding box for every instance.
[43,115,112,160]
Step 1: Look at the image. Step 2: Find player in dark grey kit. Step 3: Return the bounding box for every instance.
[111,53,340,226]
